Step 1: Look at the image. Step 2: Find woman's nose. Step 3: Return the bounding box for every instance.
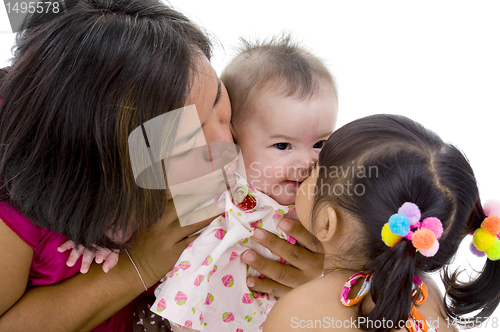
[205,123,233,144]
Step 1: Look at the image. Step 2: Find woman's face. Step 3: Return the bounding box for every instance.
[165,56,235,205]
[187,56,233,145]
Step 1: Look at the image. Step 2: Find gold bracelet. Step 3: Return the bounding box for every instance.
[124,249,148,291]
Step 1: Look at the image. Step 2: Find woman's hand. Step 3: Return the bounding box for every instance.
[242,218,324,298]
[129,197,224,287]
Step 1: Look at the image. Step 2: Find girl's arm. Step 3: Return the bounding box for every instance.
[0,201,215,332]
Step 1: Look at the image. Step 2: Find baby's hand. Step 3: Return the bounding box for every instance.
[57,240,119,273]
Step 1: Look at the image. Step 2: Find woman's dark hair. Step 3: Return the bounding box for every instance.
[313,114,500,331]
[0,0,212,249]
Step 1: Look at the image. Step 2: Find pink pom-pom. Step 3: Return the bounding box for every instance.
[422,217,443,239]
[398,202,421,225]
[484,200,500,217]
[470,241,486,257]
[419,240,439,257]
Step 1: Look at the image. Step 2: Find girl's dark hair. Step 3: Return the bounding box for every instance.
[0,0,212,249]
[314,114,499,331]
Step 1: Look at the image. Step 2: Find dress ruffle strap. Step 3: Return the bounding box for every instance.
[340,272,437,332]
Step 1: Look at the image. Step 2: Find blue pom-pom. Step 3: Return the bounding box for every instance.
[388,213,411,236]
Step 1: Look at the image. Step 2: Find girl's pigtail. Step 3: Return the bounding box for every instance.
[444,259,500,322]
[443,199,500,324]
[359,241,417,332]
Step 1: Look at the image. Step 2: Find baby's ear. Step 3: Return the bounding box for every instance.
[315,206,338,243]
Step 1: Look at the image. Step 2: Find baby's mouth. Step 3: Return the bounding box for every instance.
[284,180,303,187]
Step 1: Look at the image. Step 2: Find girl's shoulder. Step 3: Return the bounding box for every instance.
[264,272,357,331]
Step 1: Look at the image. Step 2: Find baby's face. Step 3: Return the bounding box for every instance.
[232,86,338,205]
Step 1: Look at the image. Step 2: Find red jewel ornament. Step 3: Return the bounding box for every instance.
[231,184,257,211]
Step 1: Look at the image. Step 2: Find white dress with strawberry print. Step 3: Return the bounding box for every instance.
[151,173,295,331]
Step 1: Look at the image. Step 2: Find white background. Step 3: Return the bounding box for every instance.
[1,1,499,327]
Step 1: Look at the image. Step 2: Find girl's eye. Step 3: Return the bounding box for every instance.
[274,142,291,150]
[313,140,325,149]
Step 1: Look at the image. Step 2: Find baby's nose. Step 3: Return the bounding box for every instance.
[292,153,318,179]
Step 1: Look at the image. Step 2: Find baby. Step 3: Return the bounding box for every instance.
[151,36,338,331]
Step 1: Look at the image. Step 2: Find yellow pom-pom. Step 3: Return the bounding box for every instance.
[485,239,500,261]
[481,216,500,236]
[412,228,436,250]
[381,223,401,247]
[473,228,497,252]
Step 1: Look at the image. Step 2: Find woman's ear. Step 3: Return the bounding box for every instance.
[315,206,338,243]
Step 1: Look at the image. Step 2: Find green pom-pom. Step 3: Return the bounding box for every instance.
[485,239,500,261]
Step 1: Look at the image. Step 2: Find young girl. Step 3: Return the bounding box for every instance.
[264,114,500,332]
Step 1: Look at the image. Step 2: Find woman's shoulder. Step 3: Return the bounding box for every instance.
[0,201,81,286]
[0,201,42,249]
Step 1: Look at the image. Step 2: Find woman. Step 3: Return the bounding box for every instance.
[0,1,323,330]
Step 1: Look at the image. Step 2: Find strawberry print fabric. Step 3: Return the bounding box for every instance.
[151,173,294,331]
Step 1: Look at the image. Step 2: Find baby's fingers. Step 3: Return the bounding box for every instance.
[66,244,85,267]
[95,247,112,264]
[80,249,96,273]
[57,240,77,253]
[101,250,120,273]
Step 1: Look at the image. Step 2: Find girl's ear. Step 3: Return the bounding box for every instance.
[315,206,338,243]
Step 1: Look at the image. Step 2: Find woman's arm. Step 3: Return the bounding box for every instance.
[0,220,33,316]
[0,200,215,332]
[242,218,325,297]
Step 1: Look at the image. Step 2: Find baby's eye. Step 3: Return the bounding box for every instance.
[274,143,291,150]
[313,140,325,149]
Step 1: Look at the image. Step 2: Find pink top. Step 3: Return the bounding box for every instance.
[0,201,136,331]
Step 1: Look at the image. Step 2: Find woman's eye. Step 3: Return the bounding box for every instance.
[274,143,291,150]
[313,140,325,149]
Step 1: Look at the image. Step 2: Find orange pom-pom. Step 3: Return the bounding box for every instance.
[481,216,500,235]
[412,228,436,250]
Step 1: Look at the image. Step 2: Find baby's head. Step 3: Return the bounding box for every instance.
[296,114,490,328]
[221,35,338,205]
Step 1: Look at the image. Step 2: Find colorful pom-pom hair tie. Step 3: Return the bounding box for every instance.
[381,202,443,257]
[470,199,500,261]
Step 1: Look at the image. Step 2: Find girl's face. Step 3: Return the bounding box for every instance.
[295,165,319,231]
[232,86,337,206]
